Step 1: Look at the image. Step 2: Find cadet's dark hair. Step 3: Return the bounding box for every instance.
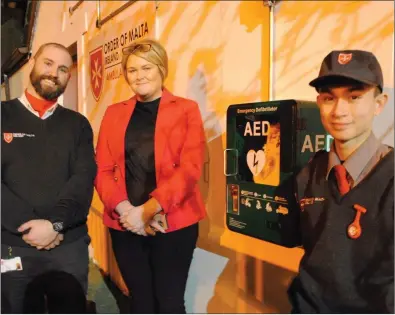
[317,82,381,97]
[373,86,382,97]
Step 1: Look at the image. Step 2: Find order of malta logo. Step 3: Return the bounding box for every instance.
[89,46,104,102]
[338,53,352,65]
[3,133,35,143]
[3,133,13,143]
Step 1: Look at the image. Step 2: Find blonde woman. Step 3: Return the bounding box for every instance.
[95,38,206,313]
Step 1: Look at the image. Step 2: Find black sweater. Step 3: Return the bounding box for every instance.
[1,99,97,247]
[290,149,394,313]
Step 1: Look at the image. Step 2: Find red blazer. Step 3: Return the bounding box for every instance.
[94,88,206,232]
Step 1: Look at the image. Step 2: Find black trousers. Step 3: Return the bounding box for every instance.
[1,236,90,314]
[110,223,198,314]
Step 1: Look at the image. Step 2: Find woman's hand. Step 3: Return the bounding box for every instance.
[124,218,167,237]
[141,198,162,222]
[119,198,162,232]
[120,206,145,233]
[148,219,167,234]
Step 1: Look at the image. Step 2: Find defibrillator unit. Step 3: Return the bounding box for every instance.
[225,100,330,247]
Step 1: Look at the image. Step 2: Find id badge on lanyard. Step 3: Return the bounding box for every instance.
[1,246,23,273]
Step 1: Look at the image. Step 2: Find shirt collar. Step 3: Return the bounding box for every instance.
[326,132,381,182]
[19,92,58,119]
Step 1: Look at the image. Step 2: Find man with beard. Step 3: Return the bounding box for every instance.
[1,42,97,313]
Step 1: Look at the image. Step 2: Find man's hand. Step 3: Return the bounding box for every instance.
[44,234,64,250]
[18,220,58,249]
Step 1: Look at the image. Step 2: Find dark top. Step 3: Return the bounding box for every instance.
[1,99,97,247]
[290,148,394,313]
[125,97,160,206]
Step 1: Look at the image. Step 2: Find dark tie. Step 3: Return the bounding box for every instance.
[333,165,350,195]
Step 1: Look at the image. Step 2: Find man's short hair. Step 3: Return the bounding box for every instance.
[33,43,72,62]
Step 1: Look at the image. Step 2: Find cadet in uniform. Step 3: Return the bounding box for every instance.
[289,50,394,313]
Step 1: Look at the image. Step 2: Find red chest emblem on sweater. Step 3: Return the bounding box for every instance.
[3,133,13,144]
[89,46,104,102]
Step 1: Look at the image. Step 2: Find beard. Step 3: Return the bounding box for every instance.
[29,68,68,101]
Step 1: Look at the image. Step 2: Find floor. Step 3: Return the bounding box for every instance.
[86,261,129,314]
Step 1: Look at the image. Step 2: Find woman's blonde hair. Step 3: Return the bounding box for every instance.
[121,38,168,84]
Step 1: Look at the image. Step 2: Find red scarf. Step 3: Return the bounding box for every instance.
[25,90,57,117]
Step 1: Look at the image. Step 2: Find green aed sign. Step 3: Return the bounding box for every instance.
[225,100,331,247]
